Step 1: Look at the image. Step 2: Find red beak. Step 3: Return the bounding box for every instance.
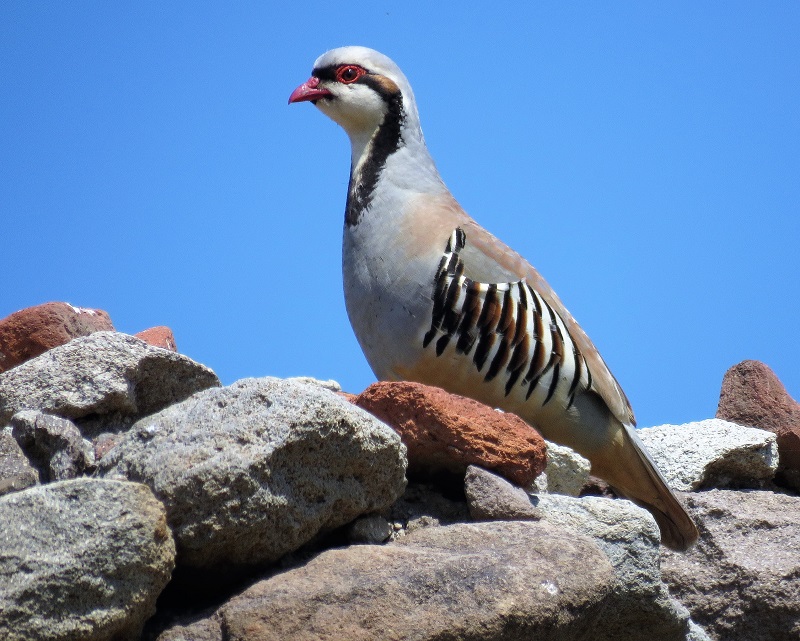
[288,77,332,104]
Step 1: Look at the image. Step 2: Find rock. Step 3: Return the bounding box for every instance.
[156,616,223,641]
[0,478,175,641]
[531,491,707,641]
[287,376,342,392]
[465,465,709,639]
[638,419,778,490]
[0,302,115,373]
[97,377,407,568]
[10,410,93,481]
[213,521,614,641]
[346,513,393,544]
[661,489,800,641]
[716,360,800,490]
[0,331,220,435]
[355,381,547,486]
[531,439,591,496]
[0,429,38,495]
[135,326,177,352]
[464,464,542,520]
[94,432,122,460]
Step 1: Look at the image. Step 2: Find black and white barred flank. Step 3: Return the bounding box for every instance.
[423,227,592,408]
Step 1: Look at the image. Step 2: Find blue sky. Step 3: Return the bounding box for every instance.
[1,3,798,428]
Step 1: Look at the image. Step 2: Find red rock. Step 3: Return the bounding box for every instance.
[354,381,547,486]
[716,360,800,489]
[135,326,177,352]
[0,302,114,373]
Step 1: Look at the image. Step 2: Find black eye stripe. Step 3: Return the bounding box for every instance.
[312,64,345,82]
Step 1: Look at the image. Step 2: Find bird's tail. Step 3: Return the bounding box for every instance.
[593,420,699,551]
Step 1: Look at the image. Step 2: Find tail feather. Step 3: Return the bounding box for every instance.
[595,421,699,551]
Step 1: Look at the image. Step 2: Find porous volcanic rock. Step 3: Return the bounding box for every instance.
[135,326,177,351]
[0,302,114,372]
[716,360,800,489]
[355,381,546,486]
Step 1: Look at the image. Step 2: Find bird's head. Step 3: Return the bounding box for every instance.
[289,46,421,147]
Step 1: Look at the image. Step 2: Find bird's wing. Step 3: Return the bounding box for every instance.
[446,218,636,427]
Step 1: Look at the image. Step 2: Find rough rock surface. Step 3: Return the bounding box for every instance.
[0,331,220,434]
[10,410,93,481]
[661,489,800,641]
[0,302,114,373]
[532,492,707,641]
[98,377,407,568]
[0,429,38,495]
[531,439,591,496]
[638,419,778,490]
[355,381,547,486]
[462,466,706,640]
[162,521,615,641]
[465,464,543,520]
[716,360,800,489]
[0,478,175,641]
[135,326,177,352]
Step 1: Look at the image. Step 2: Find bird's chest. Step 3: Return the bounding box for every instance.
[341,216,442,380]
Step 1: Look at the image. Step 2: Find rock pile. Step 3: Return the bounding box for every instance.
[0,303,799,641]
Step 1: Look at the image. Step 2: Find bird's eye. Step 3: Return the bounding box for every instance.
[336,65,365,84]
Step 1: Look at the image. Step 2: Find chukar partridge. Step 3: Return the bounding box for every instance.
[289,46,698,550]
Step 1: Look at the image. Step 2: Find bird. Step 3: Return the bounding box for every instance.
[289,46,699,551]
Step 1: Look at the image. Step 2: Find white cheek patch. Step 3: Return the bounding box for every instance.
[316,85,388,135]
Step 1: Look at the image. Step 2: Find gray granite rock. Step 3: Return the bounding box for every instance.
[286,376,342,392]
[10,410,93,481]
[98,377,407,568]
[169,521,614,641]
[0,429,37,495]
[661,489,800,641]
[639,419,778,490]
[0,478,175,641]
[0,331,220,435]
[530,439,591,496]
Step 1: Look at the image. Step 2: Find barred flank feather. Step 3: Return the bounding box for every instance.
[423,227,591,409]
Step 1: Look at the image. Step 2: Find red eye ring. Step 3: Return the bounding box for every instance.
[336,65,366,84]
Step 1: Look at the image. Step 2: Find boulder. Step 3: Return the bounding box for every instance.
[10,410,93,481]
[0,429,38,495]
[0,302,114,372]
[0,331,220,435]
[0,478,175,641]
[354,381,547,486]
[165,521,614,641]
[464,466,707,640]
[716,360,800,490]
[661,489,800,641]
[97,377,407,568]
[638,419,778,490]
